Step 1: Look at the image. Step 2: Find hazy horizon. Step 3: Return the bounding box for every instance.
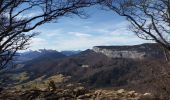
[20,42,155,53]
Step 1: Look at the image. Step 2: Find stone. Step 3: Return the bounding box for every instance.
[20,90,41,100]
[117,89,125,94]
[73,86,86,96]
[92,44,163,60]
[81,65,89,68]
[134,93,138,96]
[0,87,159,100]
[77,93,92,99]
[143,93,152,96]
[39,87,47,91]
[94,90,103,96]
[140,93,155,100]
[66,84,74,87]
[127,90,136,97]
[93,47,146,59]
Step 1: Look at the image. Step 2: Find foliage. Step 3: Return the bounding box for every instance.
[48,80,56,91]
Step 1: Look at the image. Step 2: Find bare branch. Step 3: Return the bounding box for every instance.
[102,0,170,51]
[0,0,102,69]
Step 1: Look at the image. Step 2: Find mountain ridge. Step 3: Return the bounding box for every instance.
[1,43,170,99]
[92,43,165,59]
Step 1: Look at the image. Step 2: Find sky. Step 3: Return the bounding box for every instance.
[28,6,151,51]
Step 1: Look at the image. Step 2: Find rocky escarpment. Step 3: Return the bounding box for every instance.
[0,85,157,100]
[93,43,165,59]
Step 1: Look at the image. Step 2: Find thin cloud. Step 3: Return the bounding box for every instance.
[68,32,92,37]
[30,38,47,50]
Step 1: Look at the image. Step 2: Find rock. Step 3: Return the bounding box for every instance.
[111,96,119,100]
[94,90,103,96]
[39,87,47,91]
[127,90,136,97]
[62,89,74,96]
[0,87,159,100]
[73,86,86,96]
[134,93,138,96]
[66,84,74,87]
[92,43,163,59]
[42,92,59,100]
[20,90,41,100]
[128,91,135,94]
[140,93,155,100]
[93,46,146,59]
[77,93,92,99]
[143,93,152,96]
[117,89,125,94]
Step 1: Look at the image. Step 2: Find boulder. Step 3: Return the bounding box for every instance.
[94,90,103,96]
[66,84,74,87]
[127,90,136,97]
[77,93,92,99]
[117,89,125,95]
[140,93,155,100]
[73,86,86,97]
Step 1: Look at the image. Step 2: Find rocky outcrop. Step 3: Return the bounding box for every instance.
[93,43,165,59]
[93,47,146,59]
[0,87,158,100]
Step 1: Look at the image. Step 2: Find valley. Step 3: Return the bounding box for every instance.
[0,43,170,99]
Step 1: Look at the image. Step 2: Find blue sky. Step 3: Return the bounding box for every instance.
[28,6,150,51]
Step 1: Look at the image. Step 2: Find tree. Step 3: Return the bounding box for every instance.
[0,0,101,70]
[101,0,170,52]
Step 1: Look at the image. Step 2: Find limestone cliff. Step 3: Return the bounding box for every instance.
[92,43,165,59]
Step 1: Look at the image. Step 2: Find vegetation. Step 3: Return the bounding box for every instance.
[101,0,170,53]
[1,0,170,68]
[12,72,29,82]
[48,80,56,91]
[1,0,170,99]
[13,74,70,90]
[0,0,101,69]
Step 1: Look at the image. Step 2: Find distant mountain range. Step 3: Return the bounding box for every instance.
[15,43,164,63]
[15,49,81,63]
[1,43,170,97]
[61,50,81,56]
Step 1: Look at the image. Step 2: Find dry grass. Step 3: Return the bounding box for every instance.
[14,74,71,90]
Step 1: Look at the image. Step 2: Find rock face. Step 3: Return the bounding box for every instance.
[0,86,158,100]
[93,43,165,59]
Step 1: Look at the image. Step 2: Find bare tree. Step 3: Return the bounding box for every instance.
[0,0,102,70]
[101,0,170,52]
